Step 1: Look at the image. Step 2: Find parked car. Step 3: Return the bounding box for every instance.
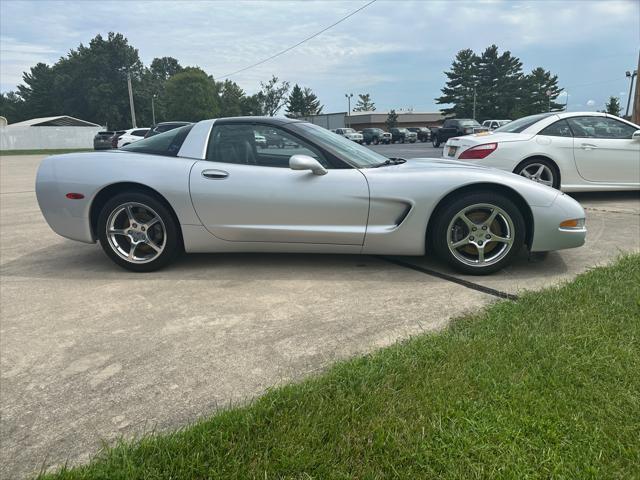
[389,128,417,143]
[117,128,150,148]
[36,116,586,275]
[254,132,267,148]
[93,131,122,150]
[334,128,364,143]
[362,128,392,145]
[407,127,431,142]
[482,119,511,130]
[145,121,192,138]
[443,112,640,192]
[431,119,489,147]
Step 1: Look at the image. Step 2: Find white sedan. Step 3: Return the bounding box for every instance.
[443,112,640,191]
[117,128,150,148]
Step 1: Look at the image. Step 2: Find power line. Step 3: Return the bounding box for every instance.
[218,0,377,79]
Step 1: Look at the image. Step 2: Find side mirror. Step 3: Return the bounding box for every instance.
[289,154,327,176]
[632,130,640,140]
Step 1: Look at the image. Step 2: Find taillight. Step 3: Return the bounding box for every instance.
[459,143,498,160]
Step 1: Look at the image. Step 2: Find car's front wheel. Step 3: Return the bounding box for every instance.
[432,135,440,147]
[515,158,560,189]
[431,192,525,275]
[97,192,180,272]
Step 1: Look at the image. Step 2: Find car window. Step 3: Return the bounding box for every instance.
[121,124,193,156]
[206,124,329,168]
[539,120,573,137]
[131,129,148,137]
[494,113,554,133]
[566,116,636,139]
[458,120,480,127]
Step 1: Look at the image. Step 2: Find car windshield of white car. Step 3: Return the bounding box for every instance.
[294,123,389,168]
[494,113,554,133]
[121,124,194,156]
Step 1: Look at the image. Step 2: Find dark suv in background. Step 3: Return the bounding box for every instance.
[362,128,392,145]
[93,130,124,150]
[430,119,488,147]
[145,121,192,138]
[407,127,431,142]
[389,128,417,144]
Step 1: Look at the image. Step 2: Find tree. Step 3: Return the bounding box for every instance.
[435,49,479,118]
[604,96,622,116]
[385,109,398,130]
[436,46,563,121]
[522,67,564,115]
[257,76,290,116]
[285,84,323,117]
[149,57,182,81]
[16,62,58,119]
[0,91,26,123]
[164,67,218,121]
[353,93,375,112]
[217,80,248,117]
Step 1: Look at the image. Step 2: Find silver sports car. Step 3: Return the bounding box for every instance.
[35,117,587,274]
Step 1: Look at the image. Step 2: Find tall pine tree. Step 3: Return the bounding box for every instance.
[353,93,375,112]
[435,49,479,118]
[285,84,323,117]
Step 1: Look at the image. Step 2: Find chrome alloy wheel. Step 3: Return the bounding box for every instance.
[519,163,554,187]
[447,203,515,267]
[106,202,166,264]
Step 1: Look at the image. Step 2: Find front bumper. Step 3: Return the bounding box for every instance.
[530,193,586,252]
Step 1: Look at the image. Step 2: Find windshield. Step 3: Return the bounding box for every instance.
[343,128,356,133]
[494,113,554,133]
[293,123,389,168]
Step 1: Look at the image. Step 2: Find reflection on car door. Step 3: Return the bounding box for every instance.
[568,116,640,184]
[189,123,370,245]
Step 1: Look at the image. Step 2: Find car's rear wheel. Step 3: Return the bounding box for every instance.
[515,158,560,189]
[432,135,440,147]
[373,138,379,145]
[97,192,180,272]
[431,192,525,275]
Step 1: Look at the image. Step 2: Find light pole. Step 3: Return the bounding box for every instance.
[472,86,477,120]
[151,94,157,125]
[127,71,137,128]
[625,69,637,118]
[345,93,353,127]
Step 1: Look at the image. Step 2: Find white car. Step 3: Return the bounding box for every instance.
[334,128,364,143]
[444,112,640,192]
[117,128,150,148]
[482,119,511,130]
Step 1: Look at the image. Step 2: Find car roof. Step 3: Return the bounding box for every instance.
[213,116,304,125]
[554,111,607,119]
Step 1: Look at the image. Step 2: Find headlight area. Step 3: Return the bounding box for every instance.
[559,218,586,231]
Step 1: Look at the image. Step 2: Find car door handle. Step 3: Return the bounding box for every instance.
[580,144,598,150]
[202,169,229,179]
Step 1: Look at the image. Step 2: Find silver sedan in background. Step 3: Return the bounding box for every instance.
[36,117,586,274]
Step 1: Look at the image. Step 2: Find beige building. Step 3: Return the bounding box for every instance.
[300,111,445,130]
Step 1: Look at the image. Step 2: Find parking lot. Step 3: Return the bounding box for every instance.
[1,150,639,478]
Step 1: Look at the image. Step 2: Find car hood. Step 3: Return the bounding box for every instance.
[362,157,560,207]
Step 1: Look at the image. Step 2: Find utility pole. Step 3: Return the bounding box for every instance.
[633,51,640,124]
[625,67,638,119]
[345,93,353,127]
[127,72,137,128]
[151,94,157,125]
[472,87,477,119]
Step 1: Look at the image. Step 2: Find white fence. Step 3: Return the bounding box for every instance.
[0,126,102,150]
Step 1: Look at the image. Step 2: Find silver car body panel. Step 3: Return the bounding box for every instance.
[36,118,586,255]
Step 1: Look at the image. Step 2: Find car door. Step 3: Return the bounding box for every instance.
[567,116,640,183]
[189,122,370,245]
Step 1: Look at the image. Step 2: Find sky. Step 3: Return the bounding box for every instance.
[0,0,638,114]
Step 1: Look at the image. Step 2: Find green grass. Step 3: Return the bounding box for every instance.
[42,255,640,479]
[0,148,92,156]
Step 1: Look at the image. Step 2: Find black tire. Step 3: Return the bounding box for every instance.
[514,158,560,190]
[432,135,440,148]
[401,137,405,144]
[430,191,526,275]
[97,191,181,272]
[374,138,379,145]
